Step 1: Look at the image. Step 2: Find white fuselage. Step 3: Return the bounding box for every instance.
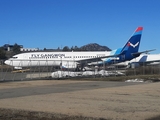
[5,51,110,69]
[115,54,160,67]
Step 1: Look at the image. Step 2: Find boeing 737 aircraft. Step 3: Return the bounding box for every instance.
[5,27,147,70]
[114,53,160,68]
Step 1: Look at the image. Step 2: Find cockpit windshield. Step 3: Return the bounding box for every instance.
[11,57,18,59]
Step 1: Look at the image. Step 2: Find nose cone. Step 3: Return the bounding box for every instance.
[4,60,10,65]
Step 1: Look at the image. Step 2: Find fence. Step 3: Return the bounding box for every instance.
[1,59,160,82]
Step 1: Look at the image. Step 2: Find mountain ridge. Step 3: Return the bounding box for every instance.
[79,43,111,51]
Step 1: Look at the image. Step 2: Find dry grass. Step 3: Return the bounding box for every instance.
[0,108,107,120]
[68,74,160,82]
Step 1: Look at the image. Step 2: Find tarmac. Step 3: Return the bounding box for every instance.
[0,80,160,120]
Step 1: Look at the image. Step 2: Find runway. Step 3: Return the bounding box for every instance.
[0,80,140,99]
[0,80,160,120]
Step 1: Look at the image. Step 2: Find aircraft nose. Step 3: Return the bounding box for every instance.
[4,60,10,65]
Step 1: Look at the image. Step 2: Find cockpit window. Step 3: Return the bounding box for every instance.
[12,57,18,59]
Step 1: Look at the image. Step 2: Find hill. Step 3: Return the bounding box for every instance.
[80,43,111,51]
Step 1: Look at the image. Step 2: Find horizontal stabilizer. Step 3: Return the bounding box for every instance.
[132,49,156,57]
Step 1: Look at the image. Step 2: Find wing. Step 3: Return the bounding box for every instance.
[138,59,160,65]
[75,54,121,64]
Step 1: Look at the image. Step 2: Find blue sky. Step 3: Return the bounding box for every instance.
[0,0,160,53]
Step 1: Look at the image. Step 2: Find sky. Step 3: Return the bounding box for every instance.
[0,0,160,53]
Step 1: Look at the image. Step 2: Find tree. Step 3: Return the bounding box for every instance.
[0,47,6,59]
[13,43,21,54]
[74,46,79,51]
[57,47,60,50]
[62,46,70,51]
[71,46,74,51]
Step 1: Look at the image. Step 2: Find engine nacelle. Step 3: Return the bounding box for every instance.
[127,62,140,68]
[60,62,78,69]
[14,66,22,69]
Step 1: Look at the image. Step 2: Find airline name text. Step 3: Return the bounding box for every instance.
[31,54,65,58]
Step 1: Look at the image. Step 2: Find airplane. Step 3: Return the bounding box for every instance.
[5,26,149,70]
[114,53,160,68]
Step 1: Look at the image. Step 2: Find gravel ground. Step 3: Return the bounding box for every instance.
[0,80,160,120]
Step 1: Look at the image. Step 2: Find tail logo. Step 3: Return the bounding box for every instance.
[128,42,139,48]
